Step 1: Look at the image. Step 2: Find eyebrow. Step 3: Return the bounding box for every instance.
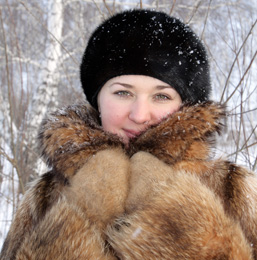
[156,85,172,90]
[109,82,171,89]
[109,82,133,88]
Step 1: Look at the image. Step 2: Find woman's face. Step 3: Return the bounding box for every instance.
[97,75,182,144]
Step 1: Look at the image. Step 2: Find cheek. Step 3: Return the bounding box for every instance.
[168,100,182,114]
[154,103,181,122]
[169,104,181,115]
[100,104,127,133]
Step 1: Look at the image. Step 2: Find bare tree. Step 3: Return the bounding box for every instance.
[27,0,65,175]
[0,0,256,248]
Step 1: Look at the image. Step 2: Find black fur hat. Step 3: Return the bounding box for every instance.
[80,9,211,109]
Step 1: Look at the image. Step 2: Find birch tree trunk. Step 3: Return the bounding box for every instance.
[28,0,64,175]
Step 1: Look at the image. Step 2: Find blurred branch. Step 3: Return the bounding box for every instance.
[0,9,17,198]
[229,106,257,116]
[19,0,79,66]
[0,148,25,194]
[103,0,112,15]
[186,0,202,24]
[11,57,43,69]
[234,91,243,162]
[92,0,104,18]
[253,158,257,172]
[169,0,176,15]
[220,19,257,103]
[223,49,257,105]
[228,141,257,157]
[200,0,212,40]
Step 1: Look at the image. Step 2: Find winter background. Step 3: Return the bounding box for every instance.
[0,0,256,249]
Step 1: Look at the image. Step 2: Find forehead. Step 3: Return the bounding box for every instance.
[103,75,171,88]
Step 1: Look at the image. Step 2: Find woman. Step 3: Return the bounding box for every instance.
[1,9,257,260]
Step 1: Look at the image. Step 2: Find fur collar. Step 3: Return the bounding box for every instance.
[38,103,123,178]
[38,101,225,176]
[131,101,225,164]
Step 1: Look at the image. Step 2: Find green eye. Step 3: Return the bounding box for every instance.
[155,94,171,100]
[114,90,131,97]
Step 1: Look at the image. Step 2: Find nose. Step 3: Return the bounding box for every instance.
[128,98,151,125]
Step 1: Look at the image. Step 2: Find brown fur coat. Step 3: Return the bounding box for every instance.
[1,102,257,260]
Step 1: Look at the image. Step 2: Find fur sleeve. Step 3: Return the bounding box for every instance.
[1,103,126,260]
[12,149,130,260]
[201,161,257,259]
[128,101,257,259]
[107,152,253,259]
[0,170,62,260]
[1,149,129,260]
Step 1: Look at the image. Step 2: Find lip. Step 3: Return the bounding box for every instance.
[122,129,143,139]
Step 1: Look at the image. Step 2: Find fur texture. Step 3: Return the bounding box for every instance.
[80,9,211,109]
[107,152,253,259]
[14,149,130,260]
[129,101,225,164]
[38,103,123,177]
[1,104,125,260]
[1,102,256,259]
[130,101,257,258]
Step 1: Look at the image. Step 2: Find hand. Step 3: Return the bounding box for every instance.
[125,151,173,213]
[66,148,130,227]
